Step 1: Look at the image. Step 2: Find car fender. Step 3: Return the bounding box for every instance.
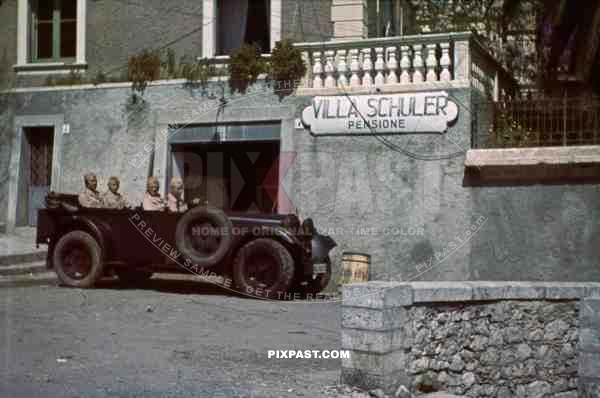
[271,227,303,254]
[57,215,111,256]
[311,233,336,262]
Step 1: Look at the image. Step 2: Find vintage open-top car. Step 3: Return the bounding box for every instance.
[36,193,336,298]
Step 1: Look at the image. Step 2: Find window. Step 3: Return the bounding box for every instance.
[216,0,270,55]
[368,0,410,38]
[31,0,77,62]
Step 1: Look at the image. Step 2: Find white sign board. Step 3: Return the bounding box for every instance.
[300,91,459,136]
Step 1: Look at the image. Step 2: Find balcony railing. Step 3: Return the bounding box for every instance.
[474,96,600,148]
[292,32,517,99]
[201,32,517,100]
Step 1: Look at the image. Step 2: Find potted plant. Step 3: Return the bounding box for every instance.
[228,43,267,94]
[269,39,307,100]
[127,50,161,102]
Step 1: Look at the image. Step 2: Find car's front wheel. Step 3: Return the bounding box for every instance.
[53,230,104,288]
[232,239,295,300]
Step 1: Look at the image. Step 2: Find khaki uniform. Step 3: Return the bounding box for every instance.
[78,188,103,208]
[167,192,188,213]
[101,191,129,209]
[143,192,165,211]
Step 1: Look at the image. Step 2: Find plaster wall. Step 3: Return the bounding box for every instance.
[3,81,600,282]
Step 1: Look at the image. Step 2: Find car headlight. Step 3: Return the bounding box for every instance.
[302,218,315,236]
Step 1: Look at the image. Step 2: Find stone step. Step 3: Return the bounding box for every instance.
[0,251,47,267]
[0,261,48,277]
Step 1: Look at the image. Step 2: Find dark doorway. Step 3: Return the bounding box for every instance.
[173,140,280,213]
[24,127,54,226]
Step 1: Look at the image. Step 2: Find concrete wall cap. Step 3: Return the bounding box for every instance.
[465,147,600,167]
[340,281,600,306]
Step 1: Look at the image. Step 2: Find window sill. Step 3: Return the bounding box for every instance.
[465,146,600,167]
[464,146,600,186]
[197,53,271,62]
[14,62,88,75]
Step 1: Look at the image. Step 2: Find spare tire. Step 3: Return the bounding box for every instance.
[233,238,295,299]
[53,230,104,288]
[175,206,233,268]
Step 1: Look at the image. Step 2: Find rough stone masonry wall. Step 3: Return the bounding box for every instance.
[580,297,600,396]
[405,301,578,397]
[341,282,600,397]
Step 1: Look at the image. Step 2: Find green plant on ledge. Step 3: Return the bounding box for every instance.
[269,39,307,100]
[228,43,266,94]
[490,111,540,148]
[128,50,161,102]
[181,58,218,90]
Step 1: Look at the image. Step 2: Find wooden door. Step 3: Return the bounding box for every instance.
[26,127,54,226]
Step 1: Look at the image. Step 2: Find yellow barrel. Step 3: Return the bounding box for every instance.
[338,252,371,285]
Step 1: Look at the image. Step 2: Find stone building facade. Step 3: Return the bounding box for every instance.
[1,0,599,284]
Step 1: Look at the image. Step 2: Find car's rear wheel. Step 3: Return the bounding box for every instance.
[175,206,233,268]
[53,230,104,288]
[295,257,332,298]
[232,239,295,299]
[115,269,153,285]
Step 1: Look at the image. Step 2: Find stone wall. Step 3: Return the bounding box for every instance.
[283,0,333,42]
[341,282,600,397]
[86,0,204,79]
[405,301,578,397]
[579,297,600,396]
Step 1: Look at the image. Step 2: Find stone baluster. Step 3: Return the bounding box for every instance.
[426,43,438,81]
[349,49,361,87]
[324,50,336,88]
[399,45,411,84]
[440,42,452,82]
[374,47,386,86]
[386,46,398,84]
[337,49,349,88]
[312,51,323,88]
[300,51,311,88]
[412,44,424,83]
[361,48,374,87]
[453,39,470,81]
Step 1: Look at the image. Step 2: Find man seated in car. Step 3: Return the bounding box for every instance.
[101,176,129,209]
[143,176,166,211]
[78,172,103,208]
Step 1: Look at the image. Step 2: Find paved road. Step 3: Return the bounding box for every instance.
[0,279,342,397]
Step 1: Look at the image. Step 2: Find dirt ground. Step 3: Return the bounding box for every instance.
[0,279,343,397]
